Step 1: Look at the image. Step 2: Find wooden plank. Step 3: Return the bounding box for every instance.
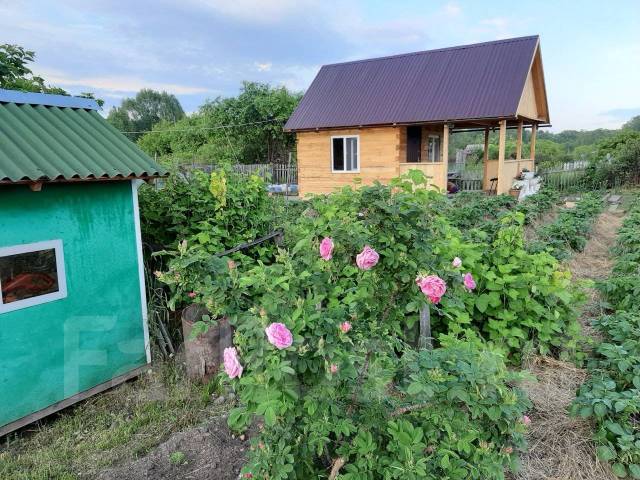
[496,120,508,194]
[0,365,148,437]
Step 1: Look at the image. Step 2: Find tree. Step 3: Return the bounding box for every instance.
[0,44,66,94]
[0,44,103,106]
[107,89,185,141]
[138,81,302,164]
[622,115,640,132]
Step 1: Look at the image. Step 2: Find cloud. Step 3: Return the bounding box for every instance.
[255,62,273,72]
[443,2,462,16]
[601,107,640,121]
[34,68,211,96]
[182,0,319,25]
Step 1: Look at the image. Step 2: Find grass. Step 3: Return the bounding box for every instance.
[0,360,228,480]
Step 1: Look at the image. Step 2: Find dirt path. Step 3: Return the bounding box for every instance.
[514,210,623,480]
[96,416,248,480]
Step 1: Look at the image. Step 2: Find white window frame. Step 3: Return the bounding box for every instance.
[0,239,67,314]
[426,134,442,163]
[331,135,360,173]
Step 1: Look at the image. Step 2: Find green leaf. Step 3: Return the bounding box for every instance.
[596,445,616,462]
[612,463,627,477]
[629,464,640,479]
[594,403,608,418]
[407,382,423,395]
[264,406,276,426]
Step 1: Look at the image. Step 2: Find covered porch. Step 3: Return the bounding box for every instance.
[398,117,541,195]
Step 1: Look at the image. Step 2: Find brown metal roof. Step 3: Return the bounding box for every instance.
[285,36,541,131]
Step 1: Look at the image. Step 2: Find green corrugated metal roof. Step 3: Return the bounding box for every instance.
[0,90,166,183]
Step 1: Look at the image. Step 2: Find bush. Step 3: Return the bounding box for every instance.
[158,172,583,478]
[139,167,274,252]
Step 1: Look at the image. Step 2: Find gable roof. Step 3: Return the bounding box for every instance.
[285,35,547,131]
[0,89,166,183]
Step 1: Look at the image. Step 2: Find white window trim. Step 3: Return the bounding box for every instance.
[426,134,443,163]
[331,135,360,173]
[132,179,151,364]
[0,239,67,314]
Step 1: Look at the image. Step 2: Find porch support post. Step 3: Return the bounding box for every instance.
[496,119,507,194]
[482,128,490,190]
[516,120,523,161]
[530,123,538,165]
[442,123,449,191]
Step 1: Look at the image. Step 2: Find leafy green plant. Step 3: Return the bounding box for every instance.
[572,195,640,478]
[529,192,603,259]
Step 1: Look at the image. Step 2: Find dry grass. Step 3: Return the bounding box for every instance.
[513,211,624,480]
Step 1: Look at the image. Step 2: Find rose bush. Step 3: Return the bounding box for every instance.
[159,171,581,478]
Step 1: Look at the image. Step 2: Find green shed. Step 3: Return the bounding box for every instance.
[0,89,166,436]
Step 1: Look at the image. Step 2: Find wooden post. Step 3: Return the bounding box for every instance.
[419,306,432,350]
[482,128,490,190]
[530,123,538,164]
[516,120,523,161]
[496,120,507,194]
[442,123,450,191]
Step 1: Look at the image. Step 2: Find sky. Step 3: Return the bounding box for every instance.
[1,0,639,132]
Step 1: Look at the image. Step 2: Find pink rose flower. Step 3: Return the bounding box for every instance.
[265,322,293,349]
[415,275,447,304]
[522,415,531,426]
[463,273,476,291]
[330,363,338,374]
[223,347,243,379]
[188,291,197,298]
[356,245,379,270]
[452,257,462,268]
[319,237,334,261]
[340,321,352,333]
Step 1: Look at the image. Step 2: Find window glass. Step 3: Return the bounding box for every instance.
[332,137,358,172]
[428,135,441,162]
[346,137,358,170]
[0,248,59,304]
[332,137,344,171]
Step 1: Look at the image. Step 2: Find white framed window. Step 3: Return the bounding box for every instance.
[427,135,441,163]
[0,240,67,314]
[331,135,359,172]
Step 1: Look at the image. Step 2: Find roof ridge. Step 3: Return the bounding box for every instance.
[323,35,539,69]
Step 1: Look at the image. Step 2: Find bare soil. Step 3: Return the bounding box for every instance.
[514,210,624,480]
[97,416,248,480]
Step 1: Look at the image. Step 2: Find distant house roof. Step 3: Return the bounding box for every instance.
[0,89,166,183]
[285,35,546,131]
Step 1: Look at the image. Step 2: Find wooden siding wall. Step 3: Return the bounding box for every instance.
[296,127,401,196]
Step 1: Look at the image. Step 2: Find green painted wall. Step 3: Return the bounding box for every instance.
[0,181,147,428]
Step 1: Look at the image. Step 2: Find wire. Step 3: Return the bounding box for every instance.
[119,116,289,135]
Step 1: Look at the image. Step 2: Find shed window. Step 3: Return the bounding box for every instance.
[332,136,359,172]
[0,240,67,314]
[427,135,441,162]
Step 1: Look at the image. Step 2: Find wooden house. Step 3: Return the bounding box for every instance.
[285,35,549,196]
[0,89,166,436]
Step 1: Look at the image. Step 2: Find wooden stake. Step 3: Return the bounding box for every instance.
[419,305,432,350]
[29,181,43,192]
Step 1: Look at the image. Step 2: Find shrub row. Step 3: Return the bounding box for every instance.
[529,192,604,259]
[159,171,585,478]
[572,195,640,478]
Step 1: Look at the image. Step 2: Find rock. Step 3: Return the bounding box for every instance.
[213,395,226,405]
[608,204,620,212]
[608,194,622,204]
[564,201,576,209]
